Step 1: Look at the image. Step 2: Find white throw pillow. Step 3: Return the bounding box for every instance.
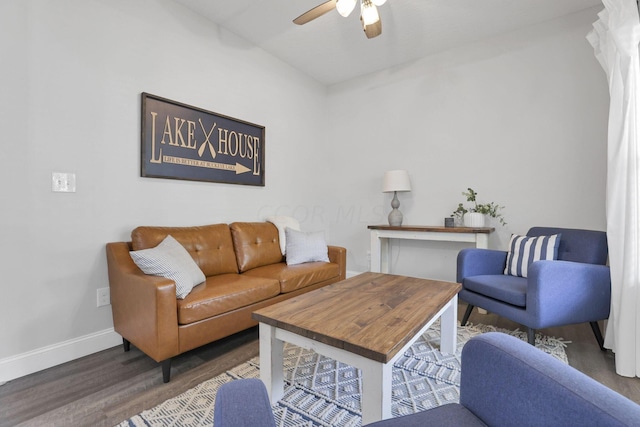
[285,228,330,266]
[130,235,206,299]
[266,216,301,255]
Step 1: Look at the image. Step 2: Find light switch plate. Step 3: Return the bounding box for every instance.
[52,172,76,192]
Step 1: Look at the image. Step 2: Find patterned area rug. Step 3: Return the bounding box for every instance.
[117,322,568,427]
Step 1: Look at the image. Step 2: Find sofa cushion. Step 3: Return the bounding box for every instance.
[176,274,280,325]
[243,261,340,293]
[129,235,206,299]
[285,228,330,266]
[230,222,283,273]
[464,274,528,307]
[132,224,239,276]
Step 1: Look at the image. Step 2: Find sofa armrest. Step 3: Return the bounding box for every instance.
[106,242,179,362]
[457,248,507,282]
[328,245,347,281]
[214,379,276,427]
[460,332,640,426]
[527,260,611,326]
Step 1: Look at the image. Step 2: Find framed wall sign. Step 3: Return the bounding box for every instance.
[141,93,265,186]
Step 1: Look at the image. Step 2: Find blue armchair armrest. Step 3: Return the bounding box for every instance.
[461,333,640,426]
[527,260,611,328]
[457,248,507,282]
[214,378,276,427]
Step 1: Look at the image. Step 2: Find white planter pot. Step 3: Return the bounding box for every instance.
[464,212,485,227]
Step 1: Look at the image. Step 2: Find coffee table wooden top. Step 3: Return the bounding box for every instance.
[252,272,461,363]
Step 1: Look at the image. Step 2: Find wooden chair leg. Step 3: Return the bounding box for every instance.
[461,304,474,326]
[162,359,172,383]
[123,338,130,352]
[590,321,606,351]
[527,328,536,345]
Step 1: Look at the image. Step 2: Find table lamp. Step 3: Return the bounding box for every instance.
[383,170,411,226]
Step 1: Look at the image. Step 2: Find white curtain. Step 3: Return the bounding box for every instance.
[588,0,640,377]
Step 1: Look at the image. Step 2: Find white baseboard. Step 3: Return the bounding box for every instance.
[0,328,122,384]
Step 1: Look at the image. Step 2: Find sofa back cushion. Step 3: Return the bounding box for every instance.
[527,227,608,265]
[131,224,239,276]
[230,222,283,272]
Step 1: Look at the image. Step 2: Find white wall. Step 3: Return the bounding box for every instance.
[0,0,327,380]
[321,7,609,279]
[0,1,609,381]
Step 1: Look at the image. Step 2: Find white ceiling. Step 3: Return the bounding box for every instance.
[173,0,602,86]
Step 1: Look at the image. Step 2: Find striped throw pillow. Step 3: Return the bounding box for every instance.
[504,234,561,278]
[130,235,206,299]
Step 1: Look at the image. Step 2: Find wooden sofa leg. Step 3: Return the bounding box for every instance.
[461,304,474,326]
[590,321,606,351]
[527,328,536,345]
[162,359,172,383]
[123,338,130,352]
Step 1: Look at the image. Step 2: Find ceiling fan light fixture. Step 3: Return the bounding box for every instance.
[336,0,357,17]
[361,0,380,26]
[372,0,387,5]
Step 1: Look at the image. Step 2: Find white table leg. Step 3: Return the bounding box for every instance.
[370,231,382,273]
[476,233,489,249]
[439,295,458,354]
[259,323,284,404]
[380,237,390,273]
[361,360,393,424]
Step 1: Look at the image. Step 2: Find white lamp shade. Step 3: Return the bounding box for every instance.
[361,0,380,25]
[372,0,387,5]
[383,170,411,192]
[336,0,357,17]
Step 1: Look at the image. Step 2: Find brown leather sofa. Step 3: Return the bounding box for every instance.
[106,222,347,382]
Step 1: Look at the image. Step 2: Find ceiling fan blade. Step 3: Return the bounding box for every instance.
[362,17,382,38]
[293,0,337,25]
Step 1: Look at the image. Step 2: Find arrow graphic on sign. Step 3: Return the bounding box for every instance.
[162,155,251,174]
[233,162,251,174]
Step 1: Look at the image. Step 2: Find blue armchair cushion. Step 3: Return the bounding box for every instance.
[365,403,486,427]
[504,233,560,277]
[463,274,528,307]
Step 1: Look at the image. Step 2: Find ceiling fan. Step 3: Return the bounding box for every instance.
[294,0,387,39]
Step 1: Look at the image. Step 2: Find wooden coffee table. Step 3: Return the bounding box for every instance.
[252,272,461,424]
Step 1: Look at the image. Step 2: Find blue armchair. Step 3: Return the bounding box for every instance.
[213,333,640,426]
[457,227,610,348]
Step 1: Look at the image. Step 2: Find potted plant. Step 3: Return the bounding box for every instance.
[451,188,506,227]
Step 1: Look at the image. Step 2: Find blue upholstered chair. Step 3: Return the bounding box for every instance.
[457,226,610,348]
[213,333,640,427]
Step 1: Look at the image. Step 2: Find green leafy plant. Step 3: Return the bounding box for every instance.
[451,187,507,225]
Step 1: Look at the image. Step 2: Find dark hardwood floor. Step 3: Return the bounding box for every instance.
[1,303,639,427]
[0,328,259,427]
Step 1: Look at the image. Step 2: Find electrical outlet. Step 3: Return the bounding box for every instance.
[52,172,76,192]
[97,287,110,307]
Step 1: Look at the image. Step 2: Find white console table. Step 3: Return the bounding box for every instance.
[368,225,494,273]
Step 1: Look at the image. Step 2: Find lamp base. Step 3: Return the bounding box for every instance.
[388,191,403,226]
[388,209,403,226]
